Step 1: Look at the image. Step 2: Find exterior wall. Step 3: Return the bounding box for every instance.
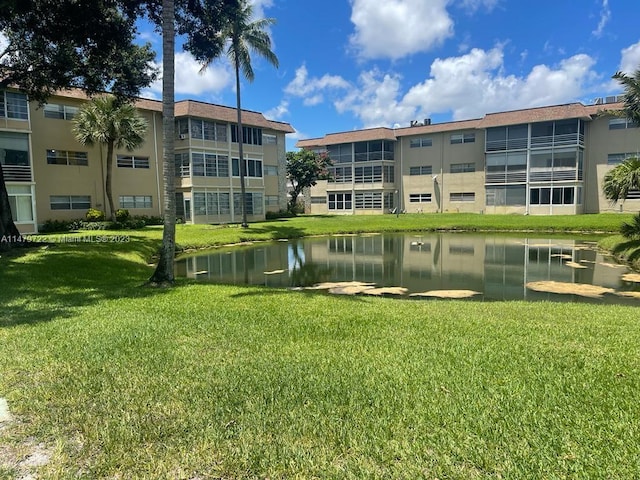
[0,91,293,232]
[585,114,640,213]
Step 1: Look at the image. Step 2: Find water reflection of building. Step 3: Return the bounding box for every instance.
[176,234,631,302]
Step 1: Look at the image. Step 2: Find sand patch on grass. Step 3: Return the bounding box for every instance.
[362,287,409,296]
[622,273,640,283]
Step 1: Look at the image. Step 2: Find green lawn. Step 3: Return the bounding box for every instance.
[1,214,640,479]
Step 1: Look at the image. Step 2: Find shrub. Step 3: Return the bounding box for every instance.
[39,219,73,233]
[86,208,106,222]
[620,213,640,239]
[115,209,130,222]
[266,209,296,220]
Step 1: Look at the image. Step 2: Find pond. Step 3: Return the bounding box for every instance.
[175,233,640,304]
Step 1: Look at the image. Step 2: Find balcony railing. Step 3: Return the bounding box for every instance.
[530,133,584,148]
[485,171,527,184]
[485,138,528,152]
[2,165,32,182]
[529,169,582,182]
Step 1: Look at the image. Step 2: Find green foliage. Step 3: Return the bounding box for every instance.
[612,68,640,126]
[265,209,296,220]
[602,157,640,203]
[115,209,131,222]
[85,208,106,222]
[620,212,640,238]
[286,150,333,213]
[39,219,73,233]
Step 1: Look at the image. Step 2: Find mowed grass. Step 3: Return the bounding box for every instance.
[1,214,640,478]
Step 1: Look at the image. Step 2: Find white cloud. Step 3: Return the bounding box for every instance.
[349,0,453,60]
[249,0,274,20]
[457,0,500,13]
[265,99,289,120]
[284,65,350,105]
[334,46,599,127]
[619,40,640,74]
[592,0,611,38]
[147,52,232,97]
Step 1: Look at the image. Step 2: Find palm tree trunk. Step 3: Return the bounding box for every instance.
[235,58,248,228]
[149,0,176,285]
[105,140,115,220]
[0,163,23,251]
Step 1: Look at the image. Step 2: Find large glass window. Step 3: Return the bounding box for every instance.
[328,192,352,210]
[451,162,475,173]
[451,133,475,144]
[327,144,353,164]
[530,187,576,205]
[44,103,78,120]
[409,137,432,148]
[232,158,262,178]
[7,185,34,222]
[353,140,395,161]
[328,166,352,183]
[194,192,231,216]
[0,91,28,120]
[0,132,29,166]
[355,192,382,209]
[486,125,527,151]
[192,153,229,177]
[231,125,262,145]
[409,193,432,203]
[117,155,150,169]
[233,192,263,215]
[486,186,526,206]
[119,195,152,209]
[354,165,382,183]
[189,119,227,142]
[409,165,432,175]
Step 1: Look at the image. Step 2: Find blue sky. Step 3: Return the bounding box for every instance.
[138,0,640,150]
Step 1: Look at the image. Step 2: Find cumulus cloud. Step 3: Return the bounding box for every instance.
[457,0,500,13]
[334,46,599,127]
[349,0,454,60]
[592,0,611,38]
[249,0,274,20]
[146,52,232,98]
[284,65,350,105]
[619,40,640,74]
[265,99,289,120]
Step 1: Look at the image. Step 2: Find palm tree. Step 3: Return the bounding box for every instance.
[201,0,278,227]
[149,0,177,285]
[612,69,640,125]
[603,157,640,203]
[73,96,147,220]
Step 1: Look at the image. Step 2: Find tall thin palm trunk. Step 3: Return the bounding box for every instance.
[105,140,115,220]
[149,0,176,284]
[235,55,248,228]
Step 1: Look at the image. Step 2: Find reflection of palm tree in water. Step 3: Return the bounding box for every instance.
[289,240,332,287]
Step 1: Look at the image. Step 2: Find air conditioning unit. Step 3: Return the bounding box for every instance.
[179,134,187,140]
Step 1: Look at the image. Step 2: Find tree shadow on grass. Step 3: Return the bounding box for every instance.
[0,235,174,328]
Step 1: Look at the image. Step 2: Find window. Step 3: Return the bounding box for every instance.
[608,153,639,165]
[50,195,91,210]
[328,192,352,210]
[189,119,228,141]
[327,144,353,164]
[263,165,278,176]
[486,186,526,206]
[311,196,326,204]
[233,192,263,215]
[609,118,639,130]
[119,195,152,209]
[450,162,475,173]
[192,153,229,177]
[262,133,277,145]
[231,125,263,145]
[451,133,475,144]
[409,137,432,148]
[46,150,88,166]
[409,193,432,203]
[176,119,189,138]
[383,165,394,183]
[7,185,34,222]
[117,155,150,169]
[329,166,352,183]
[409,165,432,176]
[175,152,190,177]
[232,158,263,178]
[355,192,382,209]
[354,165,382,183]
[265,195,279,206]
[0,91,28,120]
[0,132,29,167]
[194,192,231,216]
[450,192,475,202]
[529,187,576,205]
[44,103,78,120]
[353,140,394,161]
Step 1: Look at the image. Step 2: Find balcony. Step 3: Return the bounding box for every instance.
[2,165,32,182]
[530,133,584,148]
[529,169,582,182]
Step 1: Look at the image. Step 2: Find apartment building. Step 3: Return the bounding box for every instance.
[297,98,640,216]
[1,88,294,234]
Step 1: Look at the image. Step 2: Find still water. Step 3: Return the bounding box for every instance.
[175,233,640,304]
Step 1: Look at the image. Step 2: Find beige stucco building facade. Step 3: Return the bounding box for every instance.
[297,99,640,217]
[1,89,294,234]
